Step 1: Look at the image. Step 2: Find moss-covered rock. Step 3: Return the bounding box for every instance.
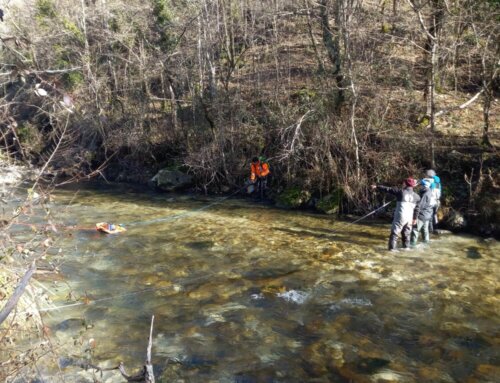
[316,190,342,215]
[150,169,193,192]
[276,187,311,208]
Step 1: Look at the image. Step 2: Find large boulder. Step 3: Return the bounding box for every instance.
[316,191,342,215]
[276,187,311,208]
[445,209,467,230]
[150,169,193,192]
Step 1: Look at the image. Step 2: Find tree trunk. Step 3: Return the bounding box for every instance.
[319,0,344,110]
[304,0,324,72]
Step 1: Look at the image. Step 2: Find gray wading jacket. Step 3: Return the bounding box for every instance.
[414,187,433,222]
[376,185,421,225]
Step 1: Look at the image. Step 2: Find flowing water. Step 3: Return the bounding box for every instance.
[3,183,500,382]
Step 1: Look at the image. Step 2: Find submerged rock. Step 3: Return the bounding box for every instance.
[276,290,309,304]
[466,246,482,259]
[84,306,109,321]
[185,240,214,250]
[54,318,85,332]
[352,357,391,374]
[418,366,446,381]
[369,369,403,382]
[326,342,345,369]
[243,267,300,281]
[475,364,500,380]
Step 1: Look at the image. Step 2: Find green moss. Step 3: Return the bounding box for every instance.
[62,18,85,44]
[463,31,477,45]
[277,187,311,208]
[434,76,445,94]
[17,123,36,144]
[293,88,317,103]
[418,116,430,128]
[316,190,343,215]
[152,0,178,51]
[109,17,120,33]
[16,123,43,152]
[63,71,84,89]
[153,0,174,26]
[381,23,391,33]
[54,45,74,69]
[36,0,57,19]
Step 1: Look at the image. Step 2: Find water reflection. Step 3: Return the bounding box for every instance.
[4,183,499,382]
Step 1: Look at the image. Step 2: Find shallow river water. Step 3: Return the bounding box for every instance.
[5,183,500,382]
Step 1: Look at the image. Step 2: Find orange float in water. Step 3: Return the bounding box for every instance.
[95,222,126,234]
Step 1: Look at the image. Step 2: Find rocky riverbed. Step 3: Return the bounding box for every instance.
[2,182,498,382]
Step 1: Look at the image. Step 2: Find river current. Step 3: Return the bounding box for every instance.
[3,183,499,382]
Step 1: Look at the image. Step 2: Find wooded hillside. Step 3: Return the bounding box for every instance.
[0,0,498,229]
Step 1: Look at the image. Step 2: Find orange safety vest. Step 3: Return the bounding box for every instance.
[250,161,270,181]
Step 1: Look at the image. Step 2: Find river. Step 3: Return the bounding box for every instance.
[3,183,499,382]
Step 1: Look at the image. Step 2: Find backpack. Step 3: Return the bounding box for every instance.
[259,156,270,170]
[431,176,441,201]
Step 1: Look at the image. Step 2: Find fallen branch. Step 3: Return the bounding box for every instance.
[432,63,498,121]
[31,67,82,74]
[0,261,36,325]
[434,88,484,118]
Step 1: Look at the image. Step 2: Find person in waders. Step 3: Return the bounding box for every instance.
[411,178,434,246]
[249,156,270,199]
[426,169,442,233]
[371,178,420,251]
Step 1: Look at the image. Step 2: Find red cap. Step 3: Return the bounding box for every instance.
[404,178,417,187]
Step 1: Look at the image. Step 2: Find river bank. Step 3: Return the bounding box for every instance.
[1,152,499,241]
[131,155,500,240]
[0,159,47,382]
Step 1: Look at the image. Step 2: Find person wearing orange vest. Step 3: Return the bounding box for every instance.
[250,156,270,199]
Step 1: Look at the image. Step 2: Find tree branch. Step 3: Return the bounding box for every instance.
[434,89,484,118]
[0,262,37,325]
[406,0,436,41]
[433,64,498,119]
